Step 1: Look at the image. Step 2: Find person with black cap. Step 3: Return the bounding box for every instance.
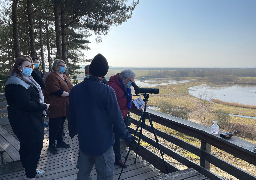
[68,54,134,180]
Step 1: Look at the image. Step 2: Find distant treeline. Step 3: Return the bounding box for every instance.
[144,68,256,78]
[133,68,256,84]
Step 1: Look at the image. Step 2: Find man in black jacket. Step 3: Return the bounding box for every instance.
[32,57,48,127]
[68,54,133,180]
[31,58,45,90]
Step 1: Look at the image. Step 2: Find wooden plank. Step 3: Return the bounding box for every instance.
[0,116,9,125]
[200,141,211,170]
[0,94,5,100]
[2,152,13,163]
[201,150,256,180]
[125,170,158,180]
[0,101,7,106]
[0,109,8,114]
[0,126,20,150]
[0,135,20,161]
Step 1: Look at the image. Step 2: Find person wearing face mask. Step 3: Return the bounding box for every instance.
[107,69,136,168]
[44,59,73,155]
[5,57,50,180]
[31,57,45,90]
[31,57,48,127]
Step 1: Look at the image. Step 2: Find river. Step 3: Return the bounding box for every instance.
[188,84,256,106]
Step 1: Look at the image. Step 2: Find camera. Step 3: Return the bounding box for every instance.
[131,82,159,95]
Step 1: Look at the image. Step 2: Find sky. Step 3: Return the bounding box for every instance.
[84,0,256,68]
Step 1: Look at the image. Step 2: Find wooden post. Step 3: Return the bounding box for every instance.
[200,140,211,170]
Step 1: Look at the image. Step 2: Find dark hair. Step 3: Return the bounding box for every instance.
[10,57,31,77]
[32,57,38,62]
[22,55,32,62]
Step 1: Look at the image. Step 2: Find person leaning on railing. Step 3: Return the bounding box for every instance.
[107,69,136,168]
[44,59,73,155]
[5,56,50,180]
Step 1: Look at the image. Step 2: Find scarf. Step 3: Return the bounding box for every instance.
[22,75,44,103]
[7,73,45,103]
[119,78,132,109]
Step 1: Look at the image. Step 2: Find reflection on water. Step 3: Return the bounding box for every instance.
[135,79,192,87]
[230,114,256,119]
[76,77,192,87]
[189,84,256,106]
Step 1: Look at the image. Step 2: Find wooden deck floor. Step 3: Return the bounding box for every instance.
[0,122,162,180]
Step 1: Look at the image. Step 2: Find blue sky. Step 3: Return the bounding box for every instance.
[85,0,256,68]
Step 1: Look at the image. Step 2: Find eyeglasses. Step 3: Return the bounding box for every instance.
[126,78,133,83]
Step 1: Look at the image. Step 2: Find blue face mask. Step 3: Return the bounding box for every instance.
[22,67,32,76]
[126,82,132,89]
[34,63,39,68]
[59,67,65,74]
[85,74,89,78]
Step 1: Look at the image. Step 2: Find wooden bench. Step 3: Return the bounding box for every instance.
[0,94,23,174]
[0,126,23,174]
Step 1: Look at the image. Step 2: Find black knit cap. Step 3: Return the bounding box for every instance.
[89,54,109,77]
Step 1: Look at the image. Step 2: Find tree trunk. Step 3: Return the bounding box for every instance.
[27,0,37,58]
[12,0,20,59]
[39,19,45,75]
[61,10,68,74]
[54,4,62,59]
[46,20,52,71]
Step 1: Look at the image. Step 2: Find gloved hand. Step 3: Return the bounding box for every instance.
[123,132,136,143]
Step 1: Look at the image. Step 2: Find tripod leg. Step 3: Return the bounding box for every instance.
[146,112,169,173]
[118,142,132,180]
[134,113,145,164]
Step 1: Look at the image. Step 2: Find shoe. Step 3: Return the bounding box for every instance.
[23,169,45,179]
[44,122,49,127]
[56,142,70,149]
[36,169,45,176]
[48,144,58,155]
[114,160,127,168]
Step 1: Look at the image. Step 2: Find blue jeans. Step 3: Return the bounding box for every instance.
[77,146,115,180]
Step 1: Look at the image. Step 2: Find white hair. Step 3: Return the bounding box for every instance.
[119,70,136,79]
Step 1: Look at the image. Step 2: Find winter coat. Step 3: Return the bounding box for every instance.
[108,73,128,119]
[32,69,45,90]
[44,72,73,118]
[5,76,47,144]
[68,76,129,156]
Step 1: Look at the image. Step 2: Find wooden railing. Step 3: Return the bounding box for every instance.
[128,108,256,180]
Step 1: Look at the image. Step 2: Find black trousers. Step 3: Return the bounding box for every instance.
[113,134,121,161]
[49,116,66,146]
[20,141,43,178]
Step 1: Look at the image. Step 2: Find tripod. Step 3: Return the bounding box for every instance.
[118,93,168,180]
